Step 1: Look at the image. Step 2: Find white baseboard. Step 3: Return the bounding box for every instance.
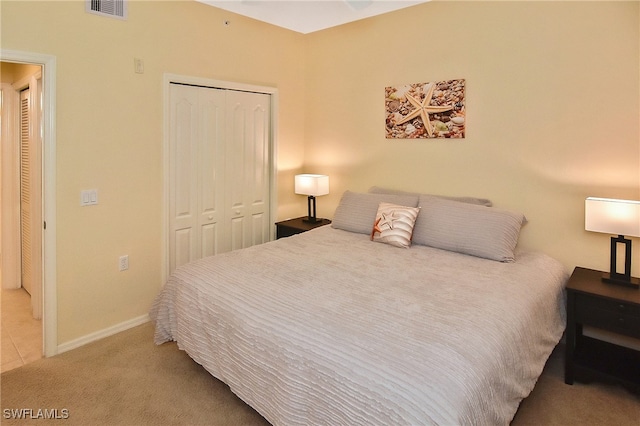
[56,314,150,355]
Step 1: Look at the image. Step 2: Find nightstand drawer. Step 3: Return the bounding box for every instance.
[575,294,640,338]
[575,293,640,316]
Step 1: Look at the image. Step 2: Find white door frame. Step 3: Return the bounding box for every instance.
[1,49,58,357]
[162,73,278,285]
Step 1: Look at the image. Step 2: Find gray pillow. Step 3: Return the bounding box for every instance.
[332,191,419,235]
[369,186,492,207]
[413,195,526,262]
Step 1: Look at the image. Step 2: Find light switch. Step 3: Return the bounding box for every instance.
[134,58,144,74]
[80,189,98,206]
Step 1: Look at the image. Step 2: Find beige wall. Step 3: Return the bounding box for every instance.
[1,0,638,347]
[1,0,306,344]
[304,1,640,276]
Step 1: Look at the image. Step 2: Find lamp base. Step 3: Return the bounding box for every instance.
[602,273,640,289]
[302,216,322,224]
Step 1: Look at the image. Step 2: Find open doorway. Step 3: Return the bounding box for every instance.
[1,62,43,371]
[0,50,58,363]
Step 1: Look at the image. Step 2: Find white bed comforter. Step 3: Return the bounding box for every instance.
[151,226,567,425]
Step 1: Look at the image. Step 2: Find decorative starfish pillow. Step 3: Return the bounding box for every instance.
[371,202,421,248]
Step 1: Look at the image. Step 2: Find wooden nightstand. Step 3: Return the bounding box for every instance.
[564,267,640,392]
[275,217,332,239]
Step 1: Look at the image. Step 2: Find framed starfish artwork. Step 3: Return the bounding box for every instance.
[385,79,465,139]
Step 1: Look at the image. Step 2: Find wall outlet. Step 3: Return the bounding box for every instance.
[119,255,129,271]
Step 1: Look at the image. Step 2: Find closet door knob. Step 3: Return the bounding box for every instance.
[208,215,213,220]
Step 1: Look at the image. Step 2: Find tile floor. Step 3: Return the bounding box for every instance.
[1,288,42,373]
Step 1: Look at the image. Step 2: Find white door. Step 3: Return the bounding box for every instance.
[169,84,225,272]
[1,83,22,292]
[16,77,43,319]
[19,89,34,296]
[168,84,271,273]
[224,90,271,252]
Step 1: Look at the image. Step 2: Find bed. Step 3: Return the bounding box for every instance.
[151,189,567,425]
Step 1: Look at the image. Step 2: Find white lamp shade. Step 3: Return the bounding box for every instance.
[295,174,329,196]
[585,197,640,238]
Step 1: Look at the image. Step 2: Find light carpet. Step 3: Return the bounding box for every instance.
[1,322,638,425]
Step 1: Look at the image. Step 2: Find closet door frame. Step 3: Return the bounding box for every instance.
[162,73,278,284]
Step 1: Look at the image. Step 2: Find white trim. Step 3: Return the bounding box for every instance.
[57,314,150,354]
[161,74,279,285]
[0,49,57,357]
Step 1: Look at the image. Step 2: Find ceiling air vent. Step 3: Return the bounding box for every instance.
[86,0,127,20]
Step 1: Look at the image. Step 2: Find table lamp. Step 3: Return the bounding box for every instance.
[295,174,329,223]
[585,197,640,288]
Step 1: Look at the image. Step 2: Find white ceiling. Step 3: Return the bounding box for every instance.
[198,0,431,34]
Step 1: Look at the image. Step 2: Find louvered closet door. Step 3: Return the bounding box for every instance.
[224,90,271,252]
[169,84,226,272]
[19,89,33,295]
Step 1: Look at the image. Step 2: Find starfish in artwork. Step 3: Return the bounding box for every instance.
[396,83,454,137]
